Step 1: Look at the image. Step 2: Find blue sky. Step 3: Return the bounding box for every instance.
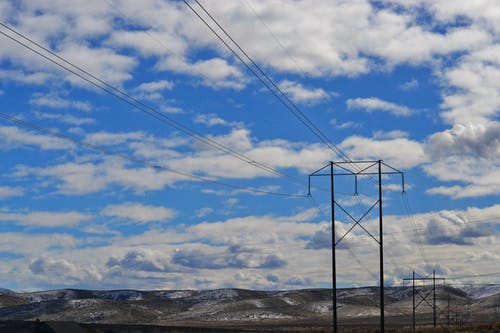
[0,0,499,291]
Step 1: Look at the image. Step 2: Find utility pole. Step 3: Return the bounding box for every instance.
[378,161,385,332]
[412,271,416,331]
[433,270,437,327]
[448,291,451,326]
[309,160,404,333]
[330,161,338,333]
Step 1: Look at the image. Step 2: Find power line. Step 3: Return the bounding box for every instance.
[242,0,310,78]
[307,193,380,282]
[0,111,306,198]
[0,20,306,187]
[447,272,500,280]
[183,0,353,163]
[401,192,429,267]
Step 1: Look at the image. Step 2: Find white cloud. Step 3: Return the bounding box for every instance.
[18,157,186,195]
[10,126,335,195]
[0,203,497,290]
[84,131,146,146]
[330,119,362,130]
[158,56,247,90]
[106,249,175,273]
[439,45,500,124]
[187,209,320,247]
[34,111,95,125]
[424,157,500,198]
[399,78,419,91]
[192,1,491,77]
[424,122,500,198]
[0,210,92,227]
[28,256,102,285]
[373,130,409,140]
[194,113,242,128]
[0,125,74,150]
[423,0,500,34]
[195,207,214,218]
[102,202,176,223]
[30,92,92,112]
[58,43,137,86]
[0,186,23,199]
[106,29,186,57]
[278,80,331,104]
[340,135,426,169]
[347,97,413,116]
[0,232,78,255]
[133,80,174,100]
[426,122,500,159]
[135,80,174,92]
[0,69,54,85]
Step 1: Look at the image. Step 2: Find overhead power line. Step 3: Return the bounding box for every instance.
[401,192,429,267]
[0,20,306,187]
[242,0,310,78]
[183,0,353,163]
[0,111,306,198]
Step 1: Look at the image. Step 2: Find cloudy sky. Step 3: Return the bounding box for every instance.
[0,0,499,292]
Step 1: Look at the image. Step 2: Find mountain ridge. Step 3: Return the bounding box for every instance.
[1,285,498,329]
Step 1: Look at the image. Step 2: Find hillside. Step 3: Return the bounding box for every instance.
[0,286,498,330]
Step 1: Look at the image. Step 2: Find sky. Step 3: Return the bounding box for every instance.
[0,0,499,292]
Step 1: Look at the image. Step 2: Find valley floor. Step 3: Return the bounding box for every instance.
[1,320,499,333]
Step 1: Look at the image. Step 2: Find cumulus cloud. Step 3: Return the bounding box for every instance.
[286,275,312,286]
[0,210,92,228]
[0,125,74,150]
[172,246,286,270]
[194,113,242,128]
[136,80,174,92]
[30,256,77,275]
[84,131,146,146]
[30,92,92,112]
[424,122,500,198]
[133,80,174,100]
[0,69,54,85]
[347,97,413,116]
[0,186,23,199]
[158,56,247,90]
[16,157,187,195]
[106,249,173,273]
[426,122,500,159]
[278,80,331,104]
[34,111,95,126]
[29,256,101,284]
[340,135,426,169]
[102,202,176,223]
[424,210,491,245]
[399,78,419,91]
[0,232,78,255]
[58,43,137,87]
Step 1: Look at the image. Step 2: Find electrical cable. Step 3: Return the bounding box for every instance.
[183,0,354,164]
[0,21,307,187]
[401,192,429,267]
[242,0,310,79]
[307,193,380,282]
[0,111,307,198]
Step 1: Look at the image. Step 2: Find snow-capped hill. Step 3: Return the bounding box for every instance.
[459,284,500,299]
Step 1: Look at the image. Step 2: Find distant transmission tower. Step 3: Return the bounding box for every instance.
[403,270,446,330]
[308,160,404,333]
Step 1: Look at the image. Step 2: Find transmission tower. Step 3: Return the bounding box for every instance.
[403,270,446,330]
[308,160,404,333]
